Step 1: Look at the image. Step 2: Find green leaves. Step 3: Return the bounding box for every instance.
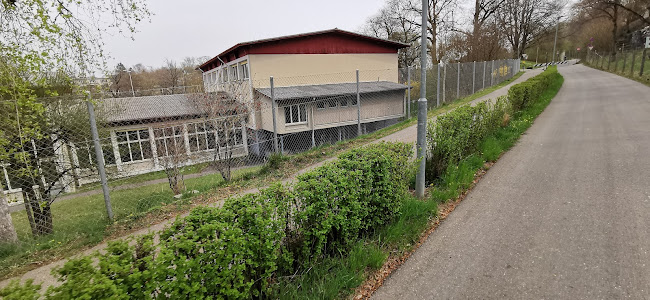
[427,67,560,181]
[0,143,412,299]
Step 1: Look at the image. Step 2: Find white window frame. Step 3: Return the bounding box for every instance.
[284,104,308,125]
[115,128,152,163]
[240,61,249,79]
[187,121,218,153]
[153,125,186,157]
[231,65,238,81]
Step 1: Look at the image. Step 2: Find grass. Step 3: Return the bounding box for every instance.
[585,50,650,86]
[273,69,564,299]
[0,165,262,279]
[0,71,526,281]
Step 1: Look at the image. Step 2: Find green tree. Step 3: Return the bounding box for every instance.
[0,0,151,238]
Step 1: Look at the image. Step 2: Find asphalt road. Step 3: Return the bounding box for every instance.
[373,64,650,299]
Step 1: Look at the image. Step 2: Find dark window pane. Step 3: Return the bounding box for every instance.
[142,141,152,159]
[198,135,207,150]
[235,128,243,145]
[292,105,299,123]
[103,145,116,165]
[317,101,325,109]
[340,99,348,107]
[197,123,205,132]
[128,131,138,141]
[189,137,199,152]
[116,131,127,143]
[139,129,149,140]
[154,128,162,137]
[174,126,183,136]
[119,144,131,162]
[131,142,143,161]
[284,107,291,123]
[299,105,307,122]
[328,99,337,108]
[350,97,358,106]
[188,124,196,134]
[156,140,167,157]
[207,133,217,149]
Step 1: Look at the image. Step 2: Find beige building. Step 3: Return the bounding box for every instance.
[198,28,409,154]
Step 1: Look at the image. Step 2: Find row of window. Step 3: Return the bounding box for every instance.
[116,121,244,163]
[205,60,249,84]
[315,97,357,110]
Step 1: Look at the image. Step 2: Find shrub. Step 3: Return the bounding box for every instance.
[427,67,559,181]
[0,142,413,299]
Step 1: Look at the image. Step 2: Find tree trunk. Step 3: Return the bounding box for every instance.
[0,186,18,244]
[27,191,54,236]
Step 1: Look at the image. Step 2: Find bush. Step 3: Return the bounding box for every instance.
[426,67,560,181]
[0,142,412,299]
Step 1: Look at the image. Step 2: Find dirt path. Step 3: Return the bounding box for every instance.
[0,68,541,290]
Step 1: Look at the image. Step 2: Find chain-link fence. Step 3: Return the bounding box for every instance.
[403,59,520,116]
[0,59,519,273]
[584,46,650,81]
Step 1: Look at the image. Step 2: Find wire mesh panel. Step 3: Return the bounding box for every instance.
[0,58,520,276]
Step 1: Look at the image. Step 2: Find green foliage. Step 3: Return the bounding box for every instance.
[0,279,41,300]
[427,67,560,181]
[294,142,412,262]
[1,142,411,299]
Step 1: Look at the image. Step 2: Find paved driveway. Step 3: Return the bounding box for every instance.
[373,64,650,299]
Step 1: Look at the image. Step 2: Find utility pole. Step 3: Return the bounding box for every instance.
[415,0,428,199]
[552,16,561,63]
[127,68,135,97]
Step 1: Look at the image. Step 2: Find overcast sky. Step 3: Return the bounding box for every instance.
[103,0,389,70]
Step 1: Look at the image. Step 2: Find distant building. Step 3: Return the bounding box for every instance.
[197,28,409,155]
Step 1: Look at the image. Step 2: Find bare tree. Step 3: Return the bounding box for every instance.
[363,0,422,69]
[163,59,182,89]
[158,134,187,195]
[498,0,561,58]
[189,90,249,183]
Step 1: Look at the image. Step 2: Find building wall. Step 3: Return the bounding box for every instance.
[256,90,405,135]
[249,53,399,88]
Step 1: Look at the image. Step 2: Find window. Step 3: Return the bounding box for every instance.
[340,98,348,107]
[284,104,307,124]
[327,99,337,109]
[316,101,325,110]
[154,125,185,157]
[240,62,249,79]
[188,121,217,153]
[222,68,228,82]
[76,140,115,168]
[350,96,358,106]
[231,65,238,81]
[116,129,152,163]
[216,122,244,149]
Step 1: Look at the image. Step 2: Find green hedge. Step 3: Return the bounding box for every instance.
[426,67,560,180]
[1,142,412,299]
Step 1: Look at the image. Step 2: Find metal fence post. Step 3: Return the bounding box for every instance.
[639,48,647,77]
[437,63,441,107]
[357,69,362,136]
[483,60,486,90]
[86,100,113,222]
[490,60,495,86]
[472,61,476,94]
[442,64,447,104]
[407,67,411,119]
[607,54,611,70]
[630,51,636,76]
[270,77,279,153]
[415,0,428,199]
[622,50,627,72]
[456,62,460,99]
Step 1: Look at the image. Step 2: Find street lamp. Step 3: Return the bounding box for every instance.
[127,68,135,97]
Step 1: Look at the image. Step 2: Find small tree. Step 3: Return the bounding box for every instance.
[158,135,187,195]
[189,91,249,183]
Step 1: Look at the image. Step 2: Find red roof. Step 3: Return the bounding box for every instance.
[198,28,409,72]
